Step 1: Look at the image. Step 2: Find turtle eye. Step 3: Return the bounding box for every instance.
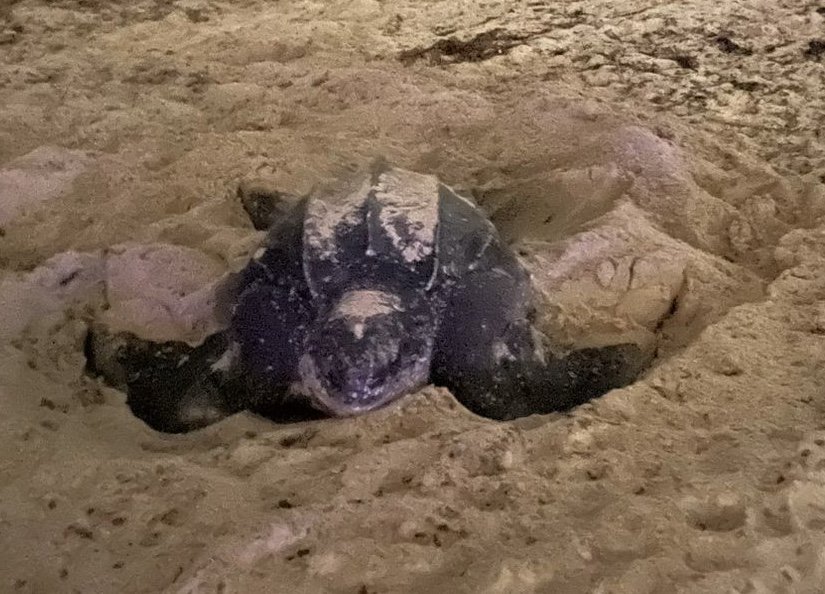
[323,366,348,393]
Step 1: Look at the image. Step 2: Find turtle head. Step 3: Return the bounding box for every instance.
[298,289,434,416]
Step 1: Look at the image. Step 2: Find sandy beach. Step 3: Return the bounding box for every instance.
[1,1,824,592]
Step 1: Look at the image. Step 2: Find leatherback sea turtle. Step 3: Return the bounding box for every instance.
[86,164,644,432]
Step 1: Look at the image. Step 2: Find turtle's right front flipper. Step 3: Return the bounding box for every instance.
[85,328,248,433]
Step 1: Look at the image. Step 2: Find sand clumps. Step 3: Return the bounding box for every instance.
[0,146,96,227]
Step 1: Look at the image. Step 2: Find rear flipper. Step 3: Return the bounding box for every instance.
[432,269,649,420]
[85,327,250,433]
[237,181,301,231]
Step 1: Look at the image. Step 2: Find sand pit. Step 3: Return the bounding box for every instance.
[1,1,825,592]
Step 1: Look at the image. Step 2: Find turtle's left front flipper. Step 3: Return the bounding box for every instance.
[533,340,650,417]
[431,268,649,420]
[85,327,248,433]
